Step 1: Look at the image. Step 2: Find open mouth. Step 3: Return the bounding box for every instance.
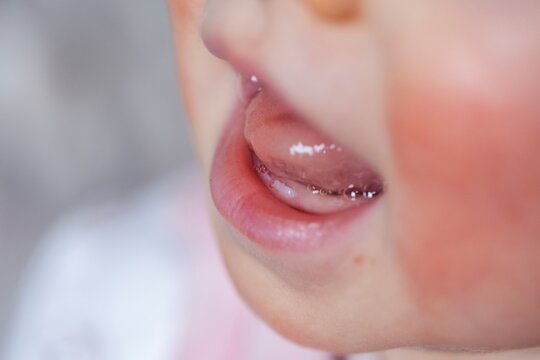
[210,75,384,252]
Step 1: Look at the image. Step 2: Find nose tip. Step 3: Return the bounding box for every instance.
[305,0,360,21]
[200,26,228,61]
[200,0,266,64]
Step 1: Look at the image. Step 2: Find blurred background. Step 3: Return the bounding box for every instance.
[0,0,194,353]
[0,1,334,358]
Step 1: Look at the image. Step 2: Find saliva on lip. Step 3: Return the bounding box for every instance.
[237,74,262,105]
[307,184,380,200]
[252,152,383,215]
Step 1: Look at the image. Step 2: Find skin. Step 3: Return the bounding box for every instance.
[169,0,540,357]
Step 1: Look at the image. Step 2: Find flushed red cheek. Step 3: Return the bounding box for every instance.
[388,77,540,318]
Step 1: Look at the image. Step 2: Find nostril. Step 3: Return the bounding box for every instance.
[200,0,266,61]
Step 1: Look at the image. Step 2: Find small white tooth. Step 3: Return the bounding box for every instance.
[272,179,296,199]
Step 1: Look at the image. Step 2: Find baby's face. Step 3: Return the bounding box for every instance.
[170,0,540,354]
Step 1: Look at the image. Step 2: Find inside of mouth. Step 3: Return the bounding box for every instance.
[245,88,384,215]
[252,151,383,215]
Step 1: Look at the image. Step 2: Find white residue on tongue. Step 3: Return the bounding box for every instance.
[289,142,342,156]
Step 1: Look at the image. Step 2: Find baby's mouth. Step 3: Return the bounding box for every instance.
[244,87,384,215]
[209,74,384,251]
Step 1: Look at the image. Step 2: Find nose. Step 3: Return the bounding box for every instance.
[200,0,266,64]
[200,0,361,64]
[305,0,360,21]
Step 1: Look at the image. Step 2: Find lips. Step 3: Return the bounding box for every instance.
[209,77,383,251]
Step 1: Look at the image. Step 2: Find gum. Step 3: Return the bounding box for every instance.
[252,152,378,214]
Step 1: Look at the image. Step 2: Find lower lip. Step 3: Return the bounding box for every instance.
[210,102,380,252]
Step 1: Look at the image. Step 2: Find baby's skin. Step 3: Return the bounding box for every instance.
[169,1,540,358]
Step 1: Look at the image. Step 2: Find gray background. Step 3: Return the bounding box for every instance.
[0,0,193,345]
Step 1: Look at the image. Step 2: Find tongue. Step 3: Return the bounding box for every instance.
[244,90,381,192]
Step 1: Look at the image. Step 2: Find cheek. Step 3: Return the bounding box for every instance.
[388,60,540,329]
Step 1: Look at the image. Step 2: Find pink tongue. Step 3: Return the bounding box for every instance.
[244,90,381,192]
